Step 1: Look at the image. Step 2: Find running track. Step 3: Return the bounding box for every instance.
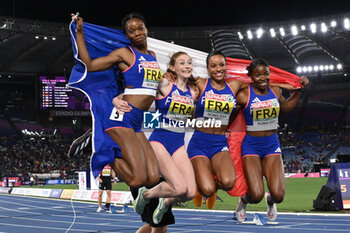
[0,194,349,233]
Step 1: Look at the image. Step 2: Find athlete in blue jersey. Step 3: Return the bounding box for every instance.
[187,52,293,209]
[115,52,197,225]
[234,58,309,222]
[188,51,240,209]
[72,13,160,190]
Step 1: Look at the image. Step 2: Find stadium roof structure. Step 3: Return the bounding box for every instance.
[209,14,350,77]
[0,13,349,79]
[0,16,72,77]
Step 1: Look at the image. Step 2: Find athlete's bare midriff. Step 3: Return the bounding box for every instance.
[246,129,277,137]
[196,125,227,135]
[123,94,155,111]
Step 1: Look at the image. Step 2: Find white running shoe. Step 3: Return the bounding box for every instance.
[235,197,247,222]
[96,207,102,213]
[265,192,277,221]
[133,186,150,214]
[153,198,168,224]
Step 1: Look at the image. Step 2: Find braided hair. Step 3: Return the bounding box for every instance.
[246,58,269,77]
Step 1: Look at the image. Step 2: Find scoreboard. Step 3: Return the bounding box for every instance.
[337,168,350,209]
[327,163,350,210]
[39,76,89,110]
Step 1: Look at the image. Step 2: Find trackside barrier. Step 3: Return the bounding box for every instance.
[9,188,133,205]
[0,187,12,194]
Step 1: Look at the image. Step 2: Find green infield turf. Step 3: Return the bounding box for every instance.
[22,177,328,212]
[183,177,328,212]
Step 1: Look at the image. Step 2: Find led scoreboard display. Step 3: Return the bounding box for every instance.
[338,168,350,208]
[40,76,89,110]
[327,163,350,210]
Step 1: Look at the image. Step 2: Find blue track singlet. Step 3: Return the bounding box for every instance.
[104,46,163,133]
[149,83,194,155]
[187,79,236,159]
[156,83,194,129]
[195,79,236,126]
[122,46,162,96]
[242,85,280,132]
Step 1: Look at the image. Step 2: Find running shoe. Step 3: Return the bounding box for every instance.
[235,196,247,222]
[192,189,203,207]
[67,128,92,158]
[105,208,112,213]
[96,207,102,213]
[265,192,277,221]
[133,186,149,214]
[153,197,168,224]
[205,192,217,209]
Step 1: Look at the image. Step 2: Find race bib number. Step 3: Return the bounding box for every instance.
[251,99,280,126]
[203,92,235,125]
[102,169,111,176]
[141,61,162,89]
[109,107,124,122]
[166,95,193,121]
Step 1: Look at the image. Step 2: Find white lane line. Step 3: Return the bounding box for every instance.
[0,222,92,232]
[0,199,73,213]
[0,206,42,215]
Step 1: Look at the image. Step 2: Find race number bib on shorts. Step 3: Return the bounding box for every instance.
[203,92,235,125]
[141,61,162,89]
[109,107,124,122]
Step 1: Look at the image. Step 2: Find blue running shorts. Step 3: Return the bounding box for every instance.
[149,128,185,156]
[241,133,281,158]
[104,103,144,133]
[187,130,229,160]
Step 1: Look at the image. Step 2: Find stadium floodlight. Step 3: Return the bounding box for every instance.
[291,25,298,35]
[344,18,350,29]
[270,28,276,37]
[237,32,244,40]
[300,25,306,31]
[321,23,328,33]
[330,20,337,27]
[296,64,343,73]
[310,23,317,33]
[256,28,263,39]
[247,30,253,39]
[279,27,285,36]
